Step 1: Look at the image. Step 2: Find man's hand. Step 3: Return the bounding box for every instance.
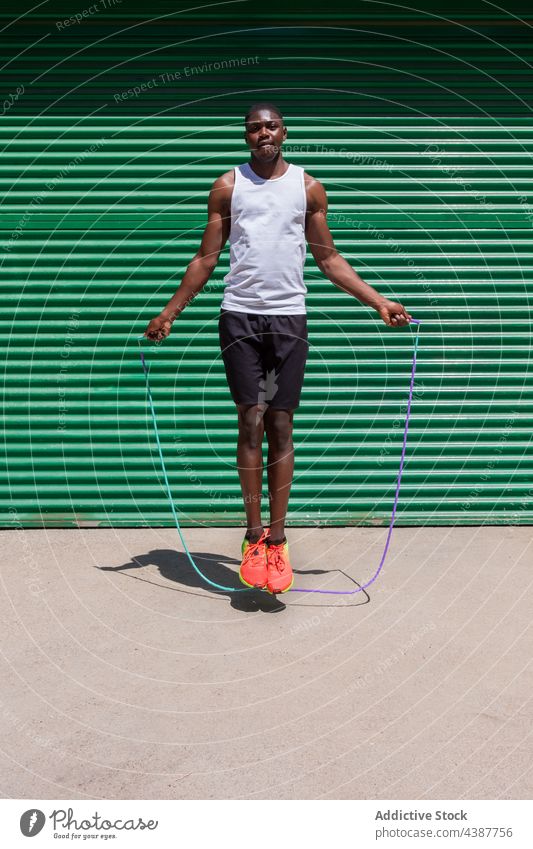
[144,311,174,341]
[376,298,412,327]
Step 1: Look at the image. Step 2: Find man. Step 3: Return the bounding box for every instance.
[144,102,412,595]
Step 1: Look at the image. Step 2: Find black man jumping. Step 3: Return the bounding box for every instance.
[144,102,412,595]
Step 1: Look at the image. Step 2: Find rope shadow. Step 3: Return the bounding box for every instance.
[96,547,369,610]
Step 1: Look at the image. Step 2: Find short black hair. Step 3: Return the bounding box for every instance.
[244,102,284,125]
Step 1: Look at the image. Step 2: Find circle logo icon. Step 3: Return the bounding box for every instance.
[20,809,45,837]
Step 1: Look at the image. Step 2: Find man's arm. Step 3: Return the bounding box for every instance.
[144,172,232,340]
[304,176,412,327]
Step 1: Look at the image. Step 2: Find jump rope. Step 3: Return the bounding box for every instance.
[135,317,421,596]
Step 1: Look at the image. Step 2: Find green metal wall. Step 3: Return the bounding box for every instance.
[1,2,532,527]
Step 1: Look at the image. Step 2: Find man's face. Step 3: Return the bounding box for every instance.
[244,110,287,161]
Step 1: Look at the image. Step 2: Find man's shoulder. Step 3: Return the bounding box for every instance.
[209,170,235,211]
[213,169,236,190]
[303,170,323,190]
[303,172,327,210]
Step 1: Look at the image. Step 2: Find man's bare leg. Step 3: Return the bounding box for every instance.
[236,403,266,542]
[264,407,294,544]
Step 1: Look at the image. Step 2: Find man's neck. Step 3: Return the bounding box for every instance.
[248,154,289,180]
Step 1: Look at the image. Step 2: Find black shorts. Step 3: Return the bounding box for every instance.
[218,309,309,411]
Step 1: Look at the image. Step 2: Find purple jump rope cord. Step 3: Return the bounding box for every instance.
[136,318,421,596]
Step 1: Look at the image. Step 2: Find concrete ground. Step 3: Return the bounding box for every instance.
[0,525,531,801]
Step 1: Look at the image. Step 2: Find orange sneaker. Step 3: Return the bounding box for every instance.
[266,536,293,594]
[239,527,270,589]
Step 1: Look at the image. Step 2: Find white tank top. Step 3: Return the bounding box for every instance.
[221,161,307,314]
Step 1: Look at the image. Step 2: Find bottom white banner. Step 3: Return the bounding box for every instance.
[2,798,532,847]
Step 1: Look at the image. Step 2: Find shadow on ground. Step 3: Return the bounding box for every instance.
[97,547,369,612]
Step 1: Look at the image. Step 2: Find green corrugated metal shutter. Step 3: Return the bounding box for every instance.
[2,115,532,528]
[1,2,532,527]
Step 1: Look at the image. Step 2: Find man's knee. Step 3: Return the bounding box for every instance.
[265,408,293,451]
[237,403,265,449]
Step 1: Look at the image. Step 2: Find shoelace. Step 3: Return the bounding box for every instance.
[243,529,269,565]
[268,543,287,574]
